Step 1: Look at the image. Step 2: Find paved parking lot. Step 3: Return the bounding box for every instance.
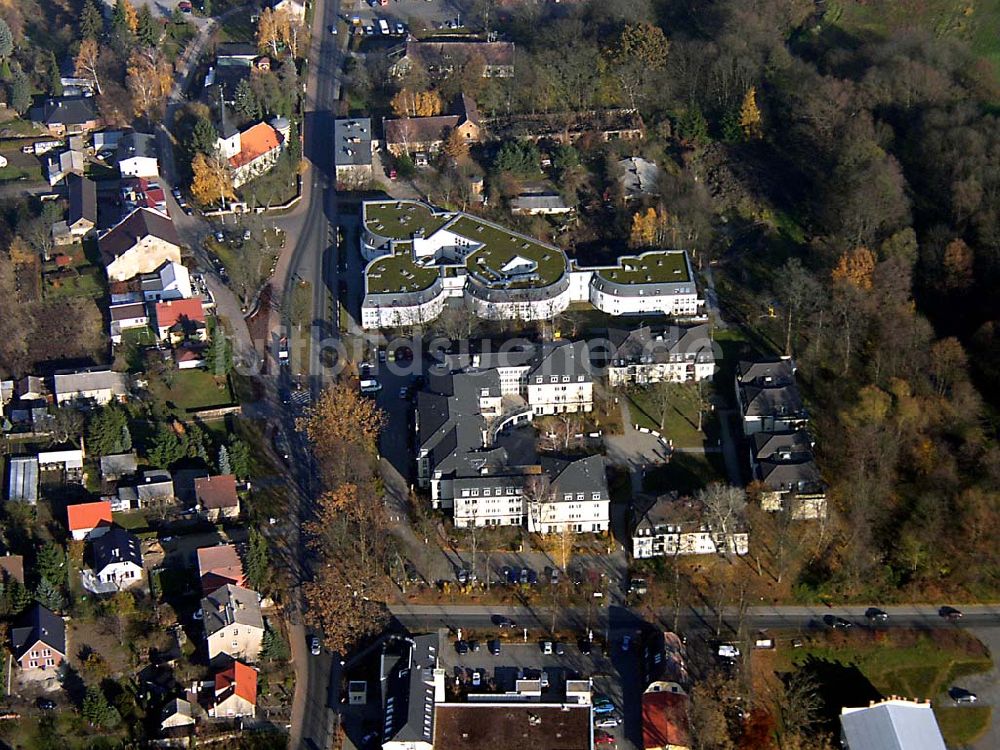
[441,636,642,749]
[342,0,466,31]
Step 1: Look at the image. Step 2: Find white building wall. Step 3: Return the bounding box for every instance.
[529,498,609,534]
[526,378,593,415]
[119,156,159,179]
[454,488,525,528]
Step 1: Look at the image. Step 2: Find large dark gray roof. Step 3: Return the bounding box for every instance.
[380,633,440,745]
[118,132,158,161]
[740,384,805,418]
[201,584,263,637]
[756,459,823,492]
[736,357,796,386]
[99,208,180,265]
[539,454,607,500]
[12,604,66,657]
[92,527,143,571]
[32,95,98,126]
[750,430,814,462]
[334,118,373,167]
[606,323,714,366]
[528,341,593,382]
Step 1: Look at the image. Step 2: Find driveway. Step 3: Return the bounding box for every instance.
[965,627,999,750]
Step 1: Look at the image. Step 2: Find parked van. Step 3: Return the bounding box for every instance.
[360,379,382,394]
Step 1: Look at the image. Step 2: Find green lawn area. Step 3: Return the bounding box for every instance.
[0,118,44,137]
[113,509,149,532]
[153,369,236,412]
[217,10,257,43]
[779,629,992,701]
[596,250,690,285]
[934,706,992,747]
[625,384,713,448]
[43,267,105,299]
[642,451,726,494]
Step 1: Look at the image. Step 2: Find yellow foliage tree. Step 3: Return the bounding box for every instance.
[126,50,173,119]
[442,127,469,161]
[191,152,235,208]
[257,8,289,57]
[739,86,762,139]
[123,0,138,34]
[629,207,662,248]
[831,247,875,290]
[390,89,443,118]
[74,38,102,96]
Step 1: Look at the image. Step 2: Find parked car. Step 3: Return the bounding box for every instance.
[468,640,480,652]
[455,640,469,654]
[36,698,57,710]
[542,640,553,655]
[555,641,565,655]
[493,614,516,629]
[488,639,501,655]
[595,731,616,745]
[471,670,482,687]
[620,634,632,652]
[527,569,538,585]
[952,689,978,704]
[593,702,616,715]
[310,636,321,655]
[579,638,592,655]
[595,717,620,729]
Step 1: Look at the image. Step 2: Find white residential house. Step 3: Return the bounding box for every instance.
[116,132,159,178]
[525,341,594,416]
[109,302,150,344]
[453,475,526,529]
[604,324,716,387]
[37,449,84,474]
[89,527,144,591]
[99,208,182,282]
[526,455,610,535]
[631,494,749,559]
[53,368,128,406]
[201,584,264,663]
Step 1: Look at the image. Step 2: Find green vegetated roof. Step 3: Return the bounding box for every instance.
[364,200,569,294]
[364,201,450,240]
[366,242,439,294]
[598,251,689,285]
[449,215,567,289]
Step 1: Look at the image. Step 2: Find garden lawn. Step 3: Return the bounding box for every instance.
[154,369,236,412]
[43,267,105,299]
[626,385,712,448]
[933,706,992,747]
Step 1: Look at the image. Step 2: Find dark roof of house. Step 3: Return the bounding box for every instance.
[539,454,607,501]
[381,633,441,745]
[92,527,143,571]
[736,357,796,386]
[528,341,593,382]
[67,175,97,226]
[750,430,814,463]
[740,383,805,418]
[12,604,66,658]
[99,208,180,265]
[216,42,259,60]
[32,95,98,126]
[756,458,823,491]
[606,323,714,366]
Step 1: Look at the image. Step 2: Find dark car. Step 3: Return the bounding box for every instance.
[823,615,853,629]
[502,566,518,585]
[949,687,978,704]
[865,607,889,623]
[555,641,566,655]
[488,639,501,655]
[492,614,516,628]
[455,640,469,654]
[579,639,592,654]
[939,606,963,621]
[519,568,529,585]
[36,698,56,710]
[468,639,480,652]
[527,569,538,585]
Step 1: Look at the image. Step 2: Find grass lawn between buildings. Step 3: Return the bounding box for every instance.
[150,369,236,413]
[625,384,715,448]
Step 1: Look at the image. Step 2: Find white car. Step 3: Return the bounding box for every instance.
[471,670,482,687]
[310,636,321,655]
[595,717,620,729]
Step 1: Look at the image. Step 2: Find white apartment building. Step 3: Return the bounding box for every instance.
[631,494,749,559]
[526,341,594,416]
[527,455,610,534]
[605,324,716,387]
[453,476,525,528]
[359,200,703,329]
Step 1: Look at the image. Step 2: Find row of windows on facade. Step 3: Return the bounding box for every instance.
[545,523,603,532]
[533,375,586,383]
[460,488,603,502]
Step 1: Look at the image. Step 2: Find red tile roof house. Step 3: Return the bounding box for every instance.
[195,475,240,521]
[67,500,114,541]
[197,544,246,595]
[228,121,285,189]
[642,682,692,750]
[12,604,66,678]
[154,298,207,344]
[208,660,258,718]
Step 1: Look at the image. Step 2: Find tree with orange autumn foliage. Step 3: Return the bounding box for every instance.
[390,88,443,118]
[831,246,875,289]
[74,38,102,95]
[126,49,173,119]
